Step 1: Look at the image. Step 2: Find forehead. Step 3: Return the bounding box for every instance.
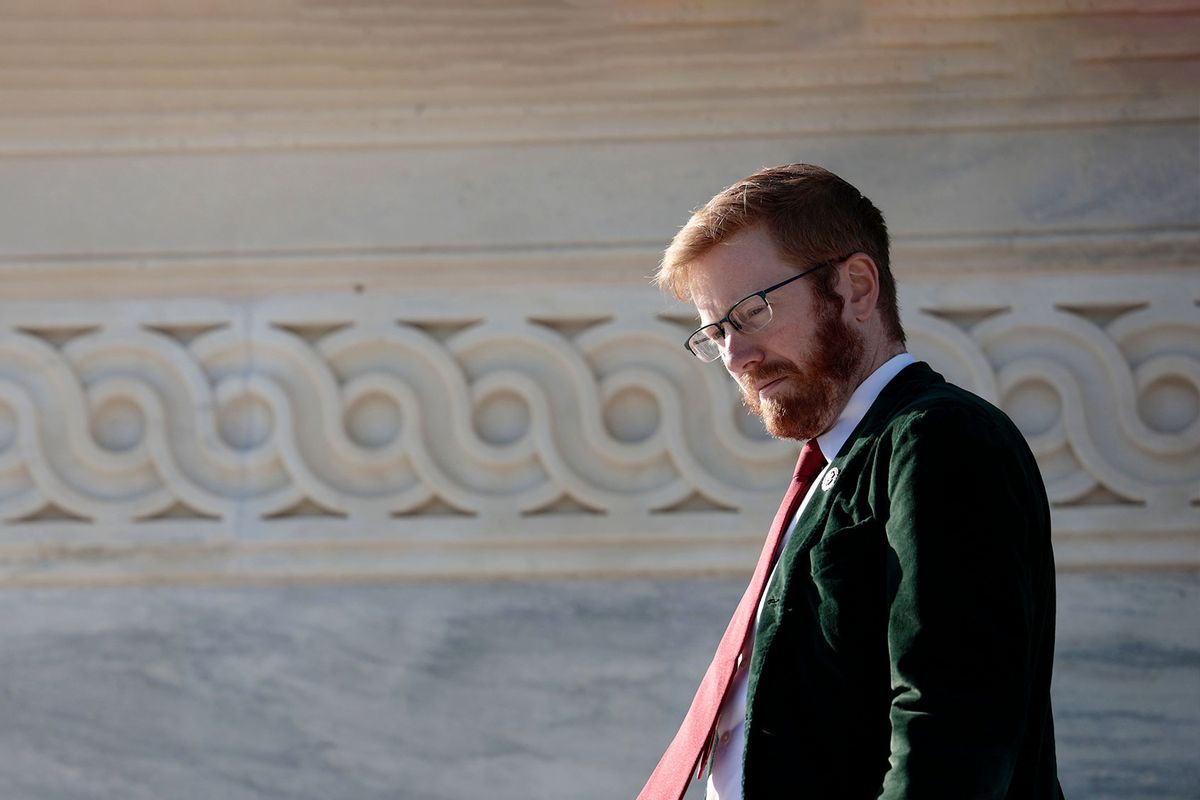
[686,226,798,316]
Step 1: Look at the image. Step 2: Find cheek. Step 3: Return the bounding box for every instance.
[760,321,813,366]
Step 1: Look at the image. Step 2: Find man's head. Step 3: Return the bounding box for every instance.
[658,164,905,440]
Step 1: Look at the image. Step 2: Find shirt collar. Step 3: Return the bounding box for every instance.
[816,352,916,461]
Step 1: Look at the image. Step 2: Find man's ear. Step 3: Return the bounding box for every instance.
[844,253,880,322]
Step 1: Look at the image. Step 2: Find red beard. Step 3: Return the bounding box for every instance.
[739,301,865,441]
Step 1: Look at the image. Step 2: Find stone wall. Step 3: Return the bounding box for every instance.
[0,1,1196,797]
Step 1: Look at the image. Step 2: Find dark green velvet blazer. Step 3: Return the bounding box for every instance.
[742,361,1064,799]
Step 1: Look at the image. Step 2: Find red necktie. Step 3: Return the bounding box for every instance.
[637,440,827,800]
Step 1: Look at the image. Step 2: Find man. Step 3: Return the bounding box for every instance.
[638,164,1064,799]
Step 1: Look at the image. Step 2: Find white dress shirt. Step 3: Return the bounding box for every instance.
[706,352,915,800]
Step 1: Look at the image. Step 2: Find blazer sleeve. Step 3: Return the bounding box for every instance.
[877,404,1047,799]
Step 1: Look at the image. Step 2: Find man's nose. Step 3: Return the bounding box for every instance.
[721,326,762,376]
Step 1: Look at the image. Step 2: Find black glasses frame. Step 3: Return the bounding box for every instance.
[684,251,857,360]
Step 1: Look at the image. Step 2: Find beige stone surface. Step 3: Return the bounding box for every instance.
[0,1,1196,796]
[0,574,1193,799]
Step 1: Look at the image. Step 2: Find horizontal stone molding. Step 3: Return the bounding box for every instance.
[2,95,1194,158]
[0,272,1197,583]
[0,1,1192,156]
[1,227,1195,300]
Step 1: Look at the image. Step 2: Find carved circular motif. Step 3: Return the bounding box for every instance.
[0,401,15,452]
[90,396,144,452]
[1002,378,1061,437]
[735,404,772,441]
[217,392,274,450]
[345,390,402,448]
[1137,374,1199,434]
[474,389,530,445]
[603,386,660,443]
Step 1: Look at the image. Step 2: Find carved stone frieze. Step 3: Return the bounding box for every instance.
[0,275,1196,582]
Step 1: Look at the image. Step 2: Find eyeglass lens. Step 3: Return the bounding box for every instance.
[687,295,774,361]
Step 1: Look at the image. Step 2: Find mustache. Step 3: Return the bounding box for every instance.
[740,363,800,392]
[739,362,805,420]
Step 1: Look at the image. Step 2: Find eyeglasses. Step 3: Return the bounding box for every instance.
[684,252,855,362]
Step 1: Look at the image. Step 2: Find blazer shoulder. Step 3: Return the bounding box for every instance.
[866,362,1027,450]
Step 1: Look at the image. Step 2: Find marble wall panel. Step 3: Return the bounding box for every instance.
[0,574,1193,800]
[0,123,1194,260]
